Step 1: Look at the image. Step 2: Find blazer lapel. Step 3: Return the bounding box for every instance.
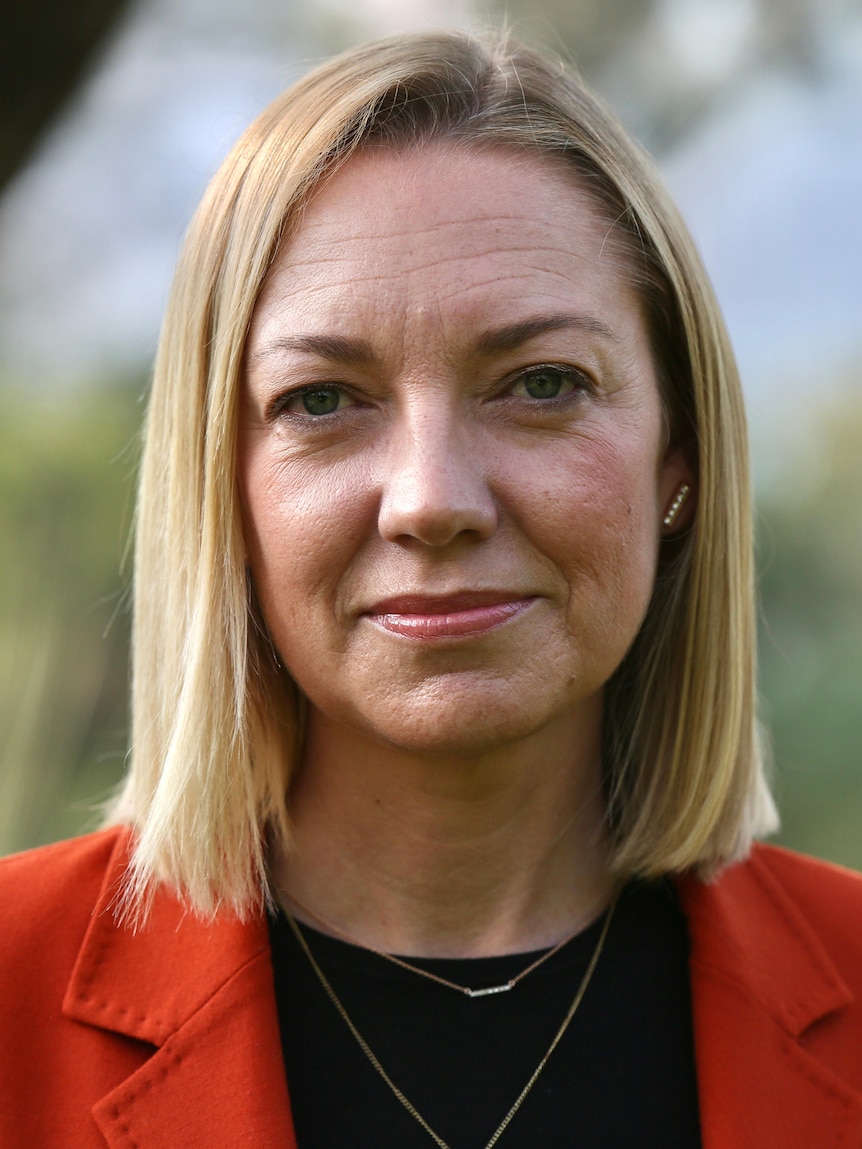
[62,831,297,1149]
[58,831,862,1148]
[678,848,862,1149]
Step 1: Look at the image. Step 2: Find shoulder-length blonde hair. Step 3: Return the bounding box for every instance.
[110,29,777,917]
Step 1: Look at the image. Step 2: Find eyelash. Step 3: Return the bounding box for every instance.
[504,364,593,402]
[271,385,356,420]
[269,363,594,422]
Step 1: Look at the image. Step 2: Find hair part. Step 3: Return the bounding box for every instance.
[109,29,777,920]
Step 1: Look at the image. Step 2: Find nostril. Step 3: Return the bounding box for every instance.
[378,501,497,548]
[377,458,497,547]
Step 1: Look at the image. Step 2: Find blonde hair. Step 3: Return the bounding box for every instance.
[110,30,777,917]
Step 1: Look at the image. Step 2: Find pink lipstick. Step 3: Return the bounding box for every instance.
[365,594,534,639]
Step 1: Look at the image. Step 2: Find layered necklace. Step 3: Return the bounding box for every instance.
[284,889,604,998]
[283,889,619,1149]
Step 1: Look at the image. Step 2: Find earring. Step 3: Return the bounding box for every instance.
[662,483,691,529]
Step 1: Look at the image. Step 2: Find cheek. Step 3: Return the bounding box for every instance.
[522,435,662,621]
[593,497,660,617]
[239,449,374,639]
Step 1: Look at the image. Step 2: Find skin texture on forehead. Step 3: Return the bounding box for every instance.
[248,149,653,476]
[256,143,642,365]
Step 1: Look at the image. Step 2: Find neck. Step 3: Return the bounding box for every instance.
[272,701,614,958]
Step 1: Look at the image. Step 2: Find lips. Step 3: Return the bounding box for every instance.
[364,592,536,639]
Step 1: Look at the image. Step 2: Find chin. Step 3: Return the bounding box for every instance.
[346,677,597,760]
[378,718,538,758]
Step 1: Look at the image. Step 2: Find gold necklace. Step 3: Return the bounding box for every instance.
[286,889,618,1149]
[281,890,604,998]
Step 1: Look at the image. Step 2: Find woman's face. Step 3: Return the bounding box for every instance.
[239,145,691,756]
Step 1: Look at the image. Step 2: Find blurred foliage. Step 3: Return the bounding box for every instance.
[1,379,861,870]
[487,0,840,152]
[0,383,139,854]
[758,389,862,870]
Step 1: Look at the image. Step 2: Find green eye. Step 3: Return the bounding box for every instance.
[300,388,342,416]
[515,368,574,400]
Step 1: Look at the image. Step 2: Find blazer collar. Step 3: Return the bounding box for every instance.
[59,831,862,1148]
[677,846,862,1149]
[62,829,296,1148]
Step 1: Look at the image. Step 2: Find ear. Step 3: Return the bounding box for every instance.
[658,448,697,535]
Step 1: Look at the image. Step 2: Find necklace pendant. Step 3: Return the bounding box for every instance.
[465,981,514,998]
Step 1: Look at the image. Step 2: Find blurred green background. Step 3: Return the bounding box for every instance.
[1,0,860,867]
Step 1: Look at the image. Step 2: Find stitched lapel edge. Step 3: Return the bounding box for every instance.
[677,846,852,1039]
[63,827,271,1045]
[677,847,862,1149]
[59,828,297,1147]
[90,944,296,1149]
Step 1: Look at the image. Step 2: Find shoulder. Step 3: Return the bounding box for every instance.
[0,824,126,907]
[746,843,862,971]
[0,827,128,987]
[680,843,862,1012]
[685,841,862,924]
[718,842,862,940]
[748,841,862,900]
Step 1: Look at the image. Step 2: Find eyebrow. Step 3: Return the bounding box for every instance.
[250,333,376,366]
[473,313,618,355]
[250,312,617,367]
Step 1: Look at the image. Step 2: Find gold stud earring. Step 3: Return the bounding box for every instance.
[663,483,691,529]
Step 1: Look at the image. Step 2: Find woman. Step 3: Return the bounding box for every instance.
[2,30,862,1149]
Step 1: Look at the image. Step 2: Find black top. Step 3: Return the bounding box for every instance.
[269,880,702,1149]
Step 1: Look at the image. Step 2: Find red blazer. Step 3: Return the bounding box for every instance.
[2,826,861,1148]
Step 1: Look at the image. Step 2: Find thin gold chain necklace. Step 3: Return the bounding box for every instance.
[281,890,604,998]
[285,889,618,1149]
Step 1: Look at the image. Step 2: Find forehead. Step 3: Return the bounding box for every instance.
[249,144,644,347]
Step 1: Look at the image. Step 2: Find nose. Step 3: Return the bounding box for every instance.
[377,409,498,547]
